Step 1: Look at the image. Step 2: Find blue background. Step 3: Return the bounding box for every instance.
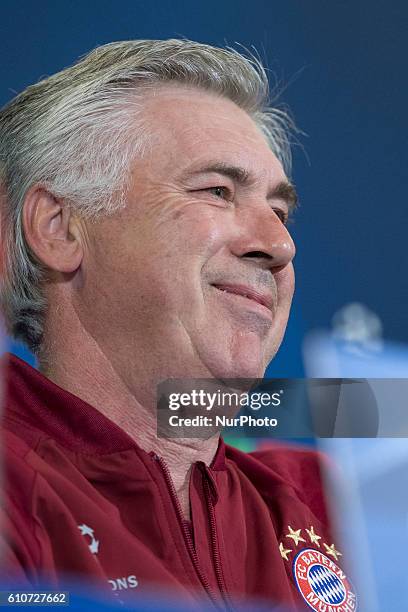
[1,0,407,374]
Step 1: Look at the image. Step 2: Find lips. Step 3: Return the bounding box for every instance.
[212,283,273,311]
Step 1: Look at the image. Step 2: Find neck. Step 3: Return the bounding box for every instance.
[41,337,219,520]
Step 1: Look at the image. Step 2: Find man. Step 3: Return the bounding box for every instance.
[0,40,354,611]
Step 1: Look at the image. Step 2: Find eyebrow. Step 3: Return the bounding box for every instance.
[181,162,298,211]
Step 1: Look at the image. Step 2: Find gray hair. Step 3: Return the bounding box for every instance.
[0,38,295,355]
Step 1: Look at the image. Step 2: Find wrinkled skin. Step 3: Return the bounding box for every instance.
[73,87,296,400]
[30,85,298,513]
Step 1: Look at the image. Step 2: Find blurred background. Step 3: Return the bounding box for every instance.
[1,0,407,375]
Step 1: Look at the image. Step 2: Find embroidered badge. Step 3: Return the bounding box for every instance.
[278,526,357,610]
[292,548,357,611]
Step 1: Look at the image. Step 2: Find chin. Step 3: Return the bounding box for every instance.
[209,353,267,381]
[231,363,266,380]
[197,329,279,380]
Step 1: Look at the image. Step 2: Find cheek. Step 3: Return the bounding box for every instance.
[146,211,230,295]
[275,263,295,305]
[123,213,225,311]
[88,201,232,316]
[175,205,230,256]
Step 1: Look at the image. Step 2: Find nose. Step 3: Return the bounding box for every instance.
[229,205,296,271]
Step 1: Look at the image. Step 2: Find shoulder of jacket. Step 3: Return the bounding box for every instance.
[250,444,328,484]
[225,442,331,523]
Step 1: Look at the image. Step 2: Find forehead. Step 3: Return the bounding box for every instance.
[139,86,286,182]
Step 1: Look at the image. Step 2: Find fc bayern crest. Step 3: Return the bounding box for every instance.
[293,548,357,611]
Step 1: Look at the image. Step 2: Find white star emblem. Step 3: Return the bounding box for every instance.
[306,526,322,547]
[89,539,99,554]
[279,542,292,561]
[78,523,100,555]
[324,542,342,561]
[285,525,306,546]
[78,524,94,537]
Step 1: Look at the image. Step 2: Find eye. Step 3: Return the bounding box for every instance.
[273,208,290,225]
[203,186,231,200]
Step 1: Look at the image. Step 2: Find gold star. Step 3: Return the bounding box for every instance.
[285,525,306,546]
[306,526,321,547]
[279,542,292,561]
[324,543,342,561]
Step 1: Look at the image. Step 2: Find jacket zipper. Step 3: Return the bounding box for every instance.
[151,452,227,611]
[202,475,229,602]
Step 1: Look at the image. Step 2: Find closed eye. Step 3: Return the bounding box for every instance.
[194,188,294,224]
[273,208,290,225]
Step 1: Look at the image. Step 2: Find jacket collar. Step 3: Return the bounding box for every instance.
[3,352,226,468]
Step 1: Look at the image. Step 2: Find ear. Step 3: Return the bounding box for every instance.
[22,185,83,273]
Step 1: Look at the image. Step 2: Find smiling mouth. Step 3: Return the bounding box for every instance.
[211,283,273,313]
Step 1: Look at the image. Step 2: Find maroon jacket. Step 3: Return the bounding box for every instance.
[0,354,356,611]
